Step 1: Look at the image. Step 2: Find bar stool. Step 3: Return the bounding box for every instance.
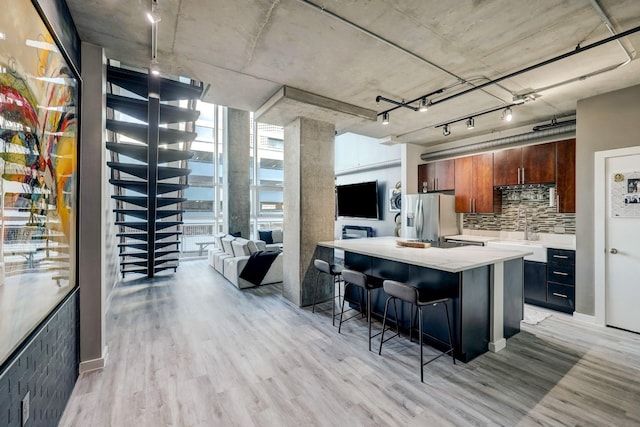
[378,279,455,382]
[312,259,343,326]
[338,269,383,351]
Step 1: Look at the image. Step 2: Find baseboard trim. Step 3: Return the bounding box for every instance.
[572,312,597,325]
[79,346,108,373]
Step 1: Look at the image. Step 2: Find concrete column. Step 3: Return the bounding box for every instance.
[283,117,336,306]
[223,108,251,238]
[78,42,107,371]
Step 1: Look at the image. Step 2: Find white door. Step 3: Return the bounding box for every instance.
[605,154,640,333]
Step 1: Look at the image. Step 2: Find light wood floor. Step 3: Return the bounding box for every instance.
[59,259,640,426]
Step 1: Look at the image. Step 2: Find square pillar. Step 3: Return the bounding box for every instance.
[78,42,107,371]
[223,108,251,238]
[283,117,335,306]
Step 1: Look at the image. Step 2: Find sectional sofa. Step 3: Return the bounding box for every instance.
[208,233,283,289]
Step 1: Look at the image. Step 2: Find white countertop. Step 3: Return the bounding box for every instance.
[318,236,532,273]
[446,231,576,251]
[445,235,499,244]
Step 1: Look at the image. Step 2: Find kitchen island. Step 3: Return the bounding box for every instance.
[317,236,531,362]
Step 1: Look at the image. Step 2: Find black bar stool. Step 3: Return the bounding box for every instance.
[312,259,343,326]
[338,269,382,351]
[378,279,455,382]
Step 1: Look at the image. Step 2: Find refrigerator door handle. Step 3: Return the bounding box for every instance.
[415,199,424,241]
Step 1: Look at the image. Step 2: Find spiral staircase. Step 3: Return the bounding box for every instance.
[106,65,202,278]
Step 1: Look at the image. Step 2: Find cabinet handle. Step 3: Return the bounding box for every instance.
[553,271,569,276]
[435,178,438,191]
[552,292,568,298]
[522,168,526,184]
[517,167,521,184]
[552,255,569,259]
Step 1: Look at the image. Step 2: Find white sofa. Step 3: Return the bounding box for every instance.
[258,229,283,251]
[208,234,283,289]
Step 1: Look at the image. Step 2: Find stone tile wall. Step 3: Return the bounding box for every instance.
[463,185,576,234]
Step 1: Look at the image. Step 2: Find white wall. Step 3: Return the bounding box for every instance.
[335,133,401,238]
[575,83,640,316]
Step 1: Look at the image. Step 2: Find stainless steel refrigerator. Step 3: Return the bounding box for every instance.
[404,193,459,242]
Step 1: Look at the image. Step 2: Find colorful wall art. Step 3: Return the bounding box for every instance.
[0,0,78,366]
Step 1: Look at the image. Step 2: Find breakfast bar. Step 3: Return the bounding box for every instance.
[317,236,532,362]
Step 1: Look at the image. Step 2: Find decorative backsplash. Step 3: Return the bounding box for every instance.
[463,185,576,234]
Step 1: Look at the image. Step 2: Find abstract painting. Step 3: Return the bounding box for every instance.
[0,0,78,365]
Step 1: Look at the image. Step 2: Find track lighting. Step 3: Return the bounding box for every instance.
[382,112,389,125]
[466,117,474,130]
[418,97,429,112]
[502,107,513,122]
[443,124,451,136]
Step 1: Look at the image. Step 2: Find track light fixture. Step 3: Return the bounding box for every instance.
[442,124,451,136]
[382,112,390,125]
[502,107,513,122]
[466,117,475,130]
[418,97,429,112]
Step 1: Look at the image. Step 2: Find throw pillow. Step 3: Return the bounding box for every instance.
[258,230,273,244]
[271,229,283,244]
[230,231,242,237]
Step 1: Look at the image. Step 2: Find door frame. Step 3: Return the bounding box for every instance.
[593,145,640,327]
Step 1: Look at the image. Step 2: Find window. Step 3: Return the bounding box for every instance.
[250,117,284,236]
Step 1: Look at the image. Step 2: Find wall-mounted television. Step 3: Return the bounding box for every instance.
[336,181,380,219]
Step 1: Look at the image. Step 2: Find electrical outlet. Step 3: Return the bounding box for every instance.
[553,225,565,234]
[21,391,30,426]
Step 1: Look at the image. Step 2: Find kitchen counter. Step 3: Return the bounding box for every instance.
[446,232,576,251]
[317,236,530,361]
[319,236,531,273]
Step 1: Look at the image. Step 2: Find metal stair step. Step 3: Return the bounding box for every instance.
[107,119,197,145]
[106,93,200,124]
[114,209,147,220]
[107,142,194,163]
[107,65,204,101]
[109,179,189,195]
[107,162,191,180]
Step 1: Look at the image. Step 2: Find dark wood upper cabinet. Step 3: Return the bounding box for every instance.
[454,156,473,212]
[555,139,576,213]
[455,153,500,213]
[435,159,455,191]
[417,159,455,192]
[493,143,556,186]
[418,163,428,192]
[522,143,556,184]
[493,148,522,186]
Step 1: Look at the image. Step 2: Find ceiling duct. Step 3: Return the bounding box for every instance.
[420,123,576,162]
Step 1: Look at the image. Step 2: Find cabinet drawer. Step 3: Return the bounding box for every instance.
[547,248,575,265]
[547,283,575,311]
[547,265,575,285]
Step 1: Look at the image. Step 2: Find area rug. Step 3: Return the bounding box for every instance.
[522,307,552,325]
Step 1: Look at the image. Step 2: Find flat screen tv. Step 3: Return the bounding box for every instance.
[336,181,380,219]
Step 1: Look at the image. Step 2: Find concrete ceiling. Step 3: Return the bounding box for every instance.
[66,0,640,147]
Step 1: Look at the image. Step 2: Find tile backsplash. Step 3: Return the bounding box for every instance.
[463,185,576,234]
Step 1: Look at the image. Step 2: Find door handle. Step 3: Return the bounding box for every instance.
[610,248,618,254]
